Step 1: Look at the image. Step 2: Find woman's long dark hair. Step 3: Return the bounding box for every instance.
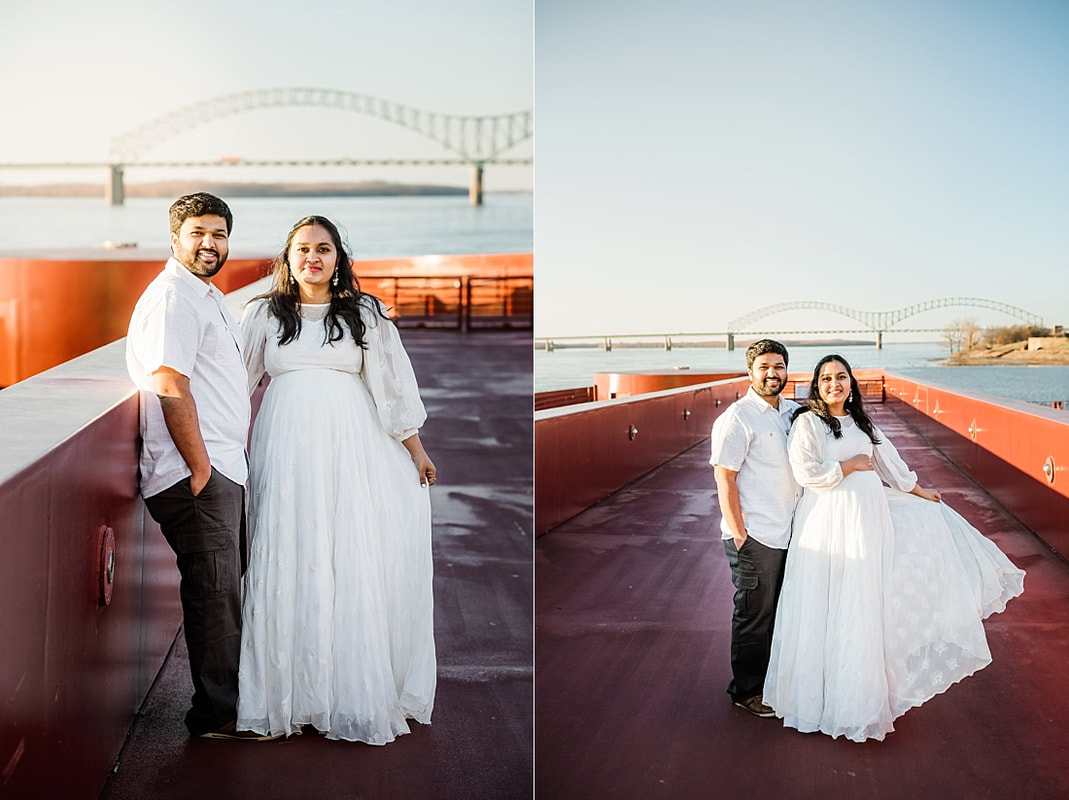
[793,354,880,444]
[256,215,386,348]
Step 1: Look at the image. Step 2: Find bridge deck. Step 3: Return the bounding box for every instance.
[99,331,533,800]
[535,404,1069,798]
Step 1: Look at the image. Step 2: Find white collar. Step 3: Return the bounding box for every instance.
[744,386,790,414]
[165,257,214,298]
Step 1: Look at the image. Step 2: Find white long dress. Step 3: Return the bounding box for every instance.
[763,411,1024,743]
[236,298,436,743]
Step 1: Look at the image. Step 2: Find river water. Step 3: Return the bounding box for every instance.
[3,195,1064,408]
[0,194,532,257]
[534,342,1069,407]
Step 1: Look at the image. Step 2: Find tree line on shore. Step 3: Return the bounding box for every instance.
[942,319,1061,354]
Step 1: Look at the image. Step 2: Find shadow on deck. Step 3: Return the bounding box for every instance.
[536,404,1069,799]
[100,331,533,800]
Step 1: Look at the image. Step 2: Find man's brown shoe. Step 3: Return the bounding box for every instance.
[732,694,776,718]
[199,720,283,741]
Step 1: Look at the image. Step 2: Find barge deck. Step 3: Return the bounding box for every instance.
[98,330,533,800]
[536,403,1069,798]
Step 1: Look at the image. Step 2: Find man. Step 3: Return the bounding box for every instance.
[709,339,801,718]
[126,193,274,740]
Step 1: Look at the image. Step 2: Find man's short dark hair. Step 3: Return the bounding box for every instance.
[745,338,789,370]
[169,193,233,235]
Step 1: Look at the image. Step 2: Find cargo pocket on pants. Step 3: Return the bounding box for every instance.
[175,526,230,598]
[733,571,759,616]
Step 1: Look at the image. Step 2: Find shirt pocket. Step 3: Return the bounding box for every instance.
[203,315,242,364]
[749,430,785,463]
[196,316,219,358]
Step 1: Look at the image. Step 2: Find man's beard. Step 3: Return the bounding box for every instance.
[176,246,227,278]
[752,376,784,397]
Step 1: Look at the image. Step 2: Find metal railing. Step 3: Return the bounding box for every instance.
[1032,400,1067,410]
[369,275,533,331]
[466,276,532,330]
[535,386,597,411]
[785,378,886,404]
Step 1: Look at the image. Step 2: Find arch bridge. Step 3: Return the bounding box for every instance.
[726,298,1044,349]
[106,88,530,206]
[0,88,532,206]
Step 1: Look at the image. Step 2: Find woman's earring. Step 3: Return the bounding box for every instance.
[331,270,339,287]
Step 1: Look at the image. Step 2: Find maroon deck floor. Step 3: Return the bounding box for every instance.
[536,403,1069,799]
[100,331,533,800]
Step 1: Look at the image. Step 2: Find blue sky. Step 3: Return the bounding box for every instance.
[0,0,531,191]
[535,0,1069,337]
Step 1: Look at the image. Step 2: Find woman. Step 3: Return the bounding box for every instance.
[763,354,1024,743]
[236,215,437,743]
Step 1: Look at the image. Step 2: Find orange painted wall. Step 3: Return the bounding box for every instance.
[0,252,271,387]
[0,355,182,799]
[0,251,533,387]
[535,377,751,535]
[536,369,1069,559]
[355,251,532,279]
[883,371,1069,556]
[589,367,887,403]
[593,371,745,400]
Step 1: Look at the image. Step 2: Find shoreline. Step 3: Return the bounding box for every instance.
[0,180,532,199]
[945,340,1069,366]
[536,338,884,350]
[944,354,1069,366]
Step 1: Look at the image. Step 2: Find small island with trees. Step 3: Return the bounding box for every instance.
[943,319,1069,365]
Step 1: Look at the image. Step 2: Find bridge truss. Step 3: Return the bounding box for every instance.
[109,87,532,165]
[727,298,1044,333]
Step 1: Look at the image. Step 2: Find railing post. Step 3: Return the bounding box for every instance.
[463,278,471,332]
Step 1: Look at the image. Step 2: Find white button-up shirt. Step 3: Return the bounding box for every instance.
[126,258,250,498]
[709,387,801,549]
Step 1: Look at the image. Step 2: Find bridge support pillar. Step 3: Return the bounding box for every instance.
[664,336,672,351]
[603,338,612,351]
[106,165,125,206]
[876,330,883,349]
[727,333,735,351]
[469,163,483,206]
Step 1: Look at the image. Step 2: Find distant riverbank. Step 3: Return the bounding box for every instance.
[946,339,1069,366]
[0,179,513,198]
[535,342,1069,406]
[539,337,876,350]
[0,194,532,254]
